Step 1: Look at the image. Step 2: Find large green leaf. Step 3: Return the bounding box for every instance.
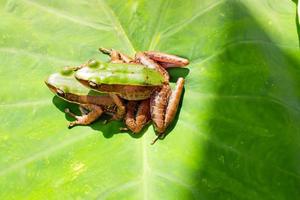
[0,0,300,199]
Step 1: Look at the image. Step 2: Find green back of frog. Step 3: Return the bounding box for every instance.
[75,60,164,86]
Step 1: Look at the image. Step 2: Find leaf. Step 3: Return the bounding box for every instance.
[0,0,300,199]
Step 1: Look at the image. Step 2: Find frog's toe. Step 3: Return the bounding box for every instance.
[68,121,77,128]
[119,127,129,131]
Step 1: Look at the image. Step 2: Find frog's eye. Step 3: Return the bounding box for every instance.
[56,89,65,97]
[89,81,97,88]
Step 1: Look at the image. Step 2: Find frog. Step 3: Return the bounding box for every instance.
[75,48,189,142]
[45,67,117,128]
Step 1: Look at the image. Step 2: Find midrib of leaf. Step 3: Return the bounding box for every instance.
[147,0,170,50]
[94,1,153,199]
[142,136,149,200]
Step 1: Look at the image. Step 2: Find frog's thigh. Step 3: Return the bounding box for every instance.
[125,100,150,133]
[164,78,185,128]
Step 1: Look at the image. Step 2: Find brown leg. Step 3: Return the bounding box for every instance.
[164,78,185,128]
[143,51,189,67]
[135,52,169,82]
[150,78,184,144]
[109,94,126,120]
[150,85,171,134]
[65,104,103,128]
[124,99,150,133]
[99,47,133,63]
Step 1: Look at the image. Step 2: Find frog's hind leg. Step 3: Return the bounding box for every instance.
[64,104,103,128]
[143,51,189,68]
[99,47,133,63]
[164,78,184,128]
[151,78,185,144]
[150,84,171,134]
[122,99,150,133]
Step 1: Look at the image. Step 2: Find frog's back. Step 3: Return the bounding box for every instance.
[75,60,164,86]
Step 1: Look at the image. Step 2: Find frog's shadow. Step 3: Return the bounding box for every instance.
[168,68,190,82]
[52,96,148,139]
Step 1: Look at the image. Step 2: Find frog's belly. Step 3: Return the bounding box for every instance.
[97,84,158,100]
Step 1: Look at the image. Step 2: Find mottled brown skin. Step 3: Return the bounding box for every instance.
[144,51,189,67]
[121,100,151,133]
[99,48,188,140]
[136,53,185,139]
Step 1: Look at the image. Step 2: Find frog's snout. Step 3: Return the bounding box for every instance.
[44,81,56,94]
[44,81,65,97]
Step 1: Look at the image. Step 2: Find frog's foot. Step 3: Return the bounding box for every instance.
[150,78,185,144]
[63,63,87,72]
[119,127,129,131]
[64,104,103,128]
[124,99,150,134]
[99,47,133,63]
[99,47,112,55]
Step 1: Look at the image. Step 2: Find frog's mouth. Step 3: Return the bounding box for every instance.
[45,81,58,94]
[44,81,66,98]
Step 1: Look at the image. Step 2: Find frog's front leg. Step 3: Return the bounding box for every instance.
[109,94,126,120]
[65,104,103,128]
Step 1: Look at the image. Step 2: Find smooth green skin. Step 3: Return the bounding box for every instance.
[75,60,164,86]
[46,69,105,97]
[0,0,300,199]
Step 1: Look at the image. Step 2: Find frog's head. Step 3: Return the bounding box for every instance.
[45,67,84,99]
[74,59,104,89]
[45,71,71,99]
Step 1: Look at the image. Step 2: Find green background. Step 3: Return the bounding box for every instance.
[0,0,300,199]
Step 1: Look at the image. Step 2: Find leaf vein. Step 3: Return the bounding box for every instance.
[22,0,112,31]
[161,0,225,38]
[98,0,135,55]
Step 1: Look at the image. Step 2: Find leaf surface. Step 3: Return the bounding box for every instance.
[0,0,300,199]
